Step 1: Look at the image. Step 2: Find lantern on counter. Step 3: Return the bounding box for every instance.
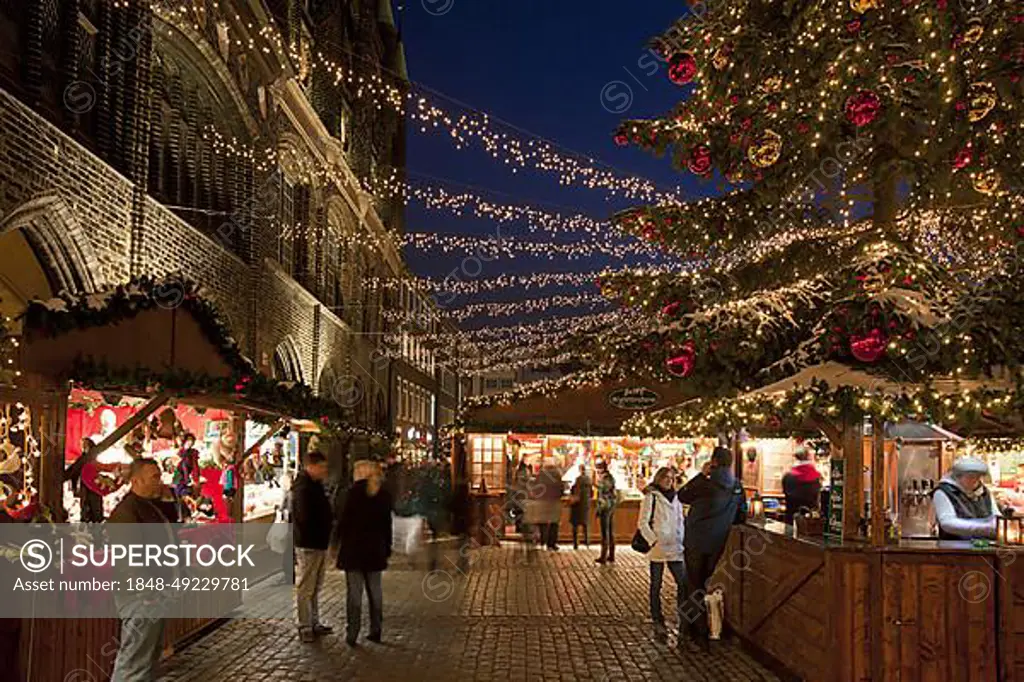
[750,491,765,521]
[997,512,1024,546]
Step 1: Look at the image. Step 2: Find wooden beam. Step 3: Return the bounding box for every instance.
[244,418,287,457]
[871,417,886,547]
[841,414,864,539]
[84,393,171,464]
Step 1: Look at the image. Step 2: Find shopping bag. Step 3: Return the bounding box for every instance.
[392,514,425,555]
[706,589,725,641]
[266,516,289,554]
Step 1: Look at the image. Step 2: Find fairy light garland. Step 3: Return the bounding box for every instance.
[155,2,684,203]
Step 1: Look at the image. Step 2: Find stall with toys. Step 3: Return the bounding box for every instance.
[3,277,350,682]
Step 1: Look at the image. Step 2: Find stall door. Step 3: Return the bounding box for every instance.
[881,554,998,682]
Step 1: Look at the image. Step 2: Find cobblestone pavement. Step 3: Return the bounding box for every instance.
[158,544,780,682]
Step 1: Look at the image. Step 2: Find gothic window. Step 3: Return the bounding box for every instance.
[278,177,295,277]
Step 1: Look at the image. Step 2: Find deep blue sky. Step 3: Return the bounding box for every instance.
[395,1,702,328]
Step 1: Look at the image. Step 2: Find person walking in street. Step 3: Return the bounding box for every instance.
[292,449,333,643]
[677,446,745,650]
[594,460,617,564]
[637,467,686,644]
[536,461,564,550]
[450,472,472,574]
[570,464,592,549]
[782,446,822,524]
[108,458,176,682]
[336,460,393,646]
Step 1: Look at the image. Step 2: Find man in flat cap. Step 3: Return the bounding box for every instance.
[932,457,1000,539]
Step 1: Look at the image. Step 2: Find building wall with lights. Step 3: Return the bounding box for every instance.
[0,0,425,448]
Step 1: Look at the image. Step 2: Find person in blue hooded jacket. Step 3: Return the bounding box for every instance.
[676,446,745,648]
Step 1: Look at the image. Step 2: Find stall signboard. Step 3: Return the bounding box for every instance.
[825,459,845,542]
[607,387,659,411]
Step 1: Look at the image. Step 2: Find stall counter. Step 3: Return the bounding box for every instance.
[711,520,1022,681]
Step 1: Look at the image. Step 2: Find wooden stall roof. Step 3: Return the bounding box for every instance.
[463,379,696,436]
[20,306,235,381]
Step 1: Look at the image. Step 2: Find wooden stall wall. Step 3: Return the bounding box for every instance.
[18,617,222,681]
[879,552,998,682]
[1000,553,1024,682]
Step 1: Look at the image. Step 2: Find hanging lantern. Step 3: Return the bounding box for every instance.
[712,46,730,70]
[750,492,765,520]
[968,82,997,123]
[748,130,782,168]
[997,513,1024,545]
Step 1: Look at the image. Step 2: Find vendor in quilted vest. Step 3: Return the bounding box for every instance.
[932,457,1000,540]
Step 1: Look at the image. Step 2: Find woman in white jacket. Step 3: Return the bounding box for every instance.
[638,467,686,643]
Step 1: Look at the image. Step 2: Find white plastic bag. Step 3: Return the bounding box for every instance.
[265,508,290,554]
[392,513,425,555]
[705,589,725,640]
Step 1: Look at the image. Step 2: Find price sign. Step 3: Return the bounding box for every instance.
[825,459,845,543]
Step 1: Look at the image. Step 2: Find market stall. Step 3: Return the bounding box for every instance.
[5,278,349,682]
[627,360,1024,680]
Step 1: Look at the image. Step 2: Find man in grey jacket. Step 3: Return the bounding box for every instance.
[932,457,1000,540]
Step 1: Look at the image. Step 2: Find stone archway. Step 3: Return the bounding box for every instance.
[271,336,305,384]
[0,195,102,337]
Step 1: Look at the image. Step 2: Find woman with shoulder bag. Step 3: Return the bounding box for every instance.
[636,467,686,644]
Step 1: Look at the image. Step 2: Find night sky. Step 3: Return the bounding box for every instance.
[395,1,704,331]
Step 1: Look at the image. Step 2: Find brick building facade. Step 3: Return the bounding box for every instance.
[0,0,424,454]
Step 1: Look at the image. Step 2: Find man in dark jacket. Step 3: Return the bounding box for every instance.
[782,447,822,524]
[292,450,333,643]
[107,458,176,682]
[677,446,745,648]
[337,460,393,646]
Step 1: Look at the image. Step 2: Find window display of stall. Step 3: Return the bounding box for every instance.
[63,389,248,524]
[966,438,1024,513]
[240,421,299,521]
[468,432,717,498]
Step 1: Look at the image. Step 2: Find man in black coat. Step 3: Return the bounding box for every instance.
[292,450,333,643]
[676,446,745,648]
[336,460,393,646]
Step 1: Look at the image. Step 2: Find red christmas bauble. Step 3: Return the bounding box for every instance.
[844,90,882,127]
[952,145,973,170]
[666,341,697,377]
[850,328,888,363]
[687,145,713,176]
[668,52,698,85]
[661,301,683,318]
[613,132,629,147]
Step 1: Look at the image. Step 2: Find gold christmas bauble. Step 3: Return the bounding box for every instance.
[748,130,782,168]
[972,169,1001,196]
[760,76,783,94]
[850,0,880,13]
[712,47,730,70]
[962,20,984,44]
[968,82,997,123]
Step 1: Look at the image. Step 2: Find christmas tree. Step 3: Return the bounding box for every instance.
[594,0,1024,396]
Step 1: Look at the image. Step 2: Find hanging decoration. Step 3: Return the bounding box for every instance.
[972,169,1002,196]
[747,130,783,168]
[844,90,882,127]
[967,82,997,123]
[712,46,731,70]
[849,328,889,363]
[668,52,699,85]
[666,341,697,377]
[687,145,713,176]
[849,0,881,13]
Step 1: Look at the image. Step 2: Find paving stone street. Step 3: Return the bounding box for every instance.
[158,544,780,682]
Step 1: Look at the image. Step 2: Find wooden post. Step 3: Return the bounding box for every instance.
[231,414,246,522]
[871,417,886,546]
[841,414,864,539]
[38,395,68,521]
